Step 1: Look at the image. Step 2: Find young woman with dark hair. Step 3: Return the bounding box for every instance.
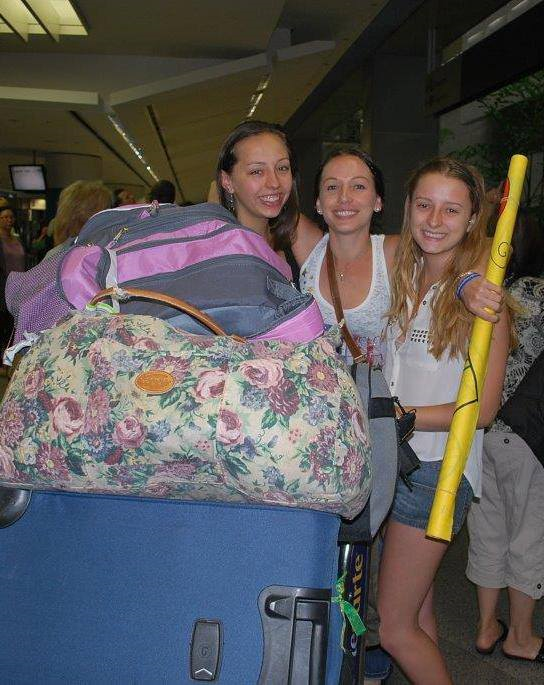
[299,148,393,363]
[216,120,322,283]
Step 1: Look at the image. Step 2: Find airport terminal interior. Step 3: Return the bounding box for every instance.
[1,0,543,683]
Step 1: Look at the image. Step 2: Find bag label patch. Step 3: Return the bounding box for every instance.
[134,370,175,394]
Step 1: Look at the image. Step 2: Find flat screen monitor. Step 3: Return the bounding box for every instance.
[9,165,47,192]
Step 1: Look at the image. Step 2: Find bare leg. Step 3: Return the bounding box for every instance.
[418,584,438,644]
[503,587,543,659]
[378,520,452,685]
[475,586,503,651]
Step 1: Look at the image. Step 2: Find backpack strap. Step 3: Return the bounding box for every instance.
[326,239,400,540]
[104,248,120,313]
[89,287,245,341]
[325,241,365,363]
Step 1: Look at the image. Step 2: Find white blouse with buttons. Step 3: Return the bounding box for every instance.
[383,284,482,497]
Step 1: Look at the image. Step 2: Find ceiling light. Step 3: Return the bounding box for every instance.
[0,0,87,42]
[246,73,270,119]
[106,112,159,183]
[441,0,542,64]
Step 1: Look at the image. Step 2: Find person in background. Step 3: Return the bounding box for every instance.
[149,180,176,204]
[0,205,25,359]
[207,180,220,204]
[0,206,24,271]
[113,187,136,207]
[377,158,513,685]
[46,181,112,257]
[29,221,53,263]
[466,209,544,663]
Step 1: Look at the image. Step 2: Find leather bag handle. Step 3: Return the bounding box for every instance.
[89,286,245,341]
[325,241,365,363]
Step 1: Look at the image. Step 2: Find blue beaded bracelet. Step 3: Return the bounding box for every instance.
[455,271,481,299]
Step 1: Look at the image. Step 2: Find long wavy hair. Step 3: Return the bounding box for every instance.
[216,120,300,252]
[54,180,112,245]
[388,158,489,359]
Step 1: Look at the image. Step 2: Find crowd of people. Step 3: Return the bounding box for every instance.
[1,119,543,683]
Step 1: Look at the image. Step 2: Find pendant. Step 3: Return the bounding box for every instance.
[338,272,344,282]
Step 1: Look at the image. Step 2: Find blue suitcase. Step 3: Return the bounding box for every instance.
[1,489,352,684]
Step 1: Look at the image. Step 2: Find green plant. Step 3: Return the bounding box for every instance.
[446,69,544,219]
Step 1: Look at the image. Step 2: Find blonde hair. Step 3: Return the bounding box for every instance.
[388,158,489,359]
[53,180,112,245]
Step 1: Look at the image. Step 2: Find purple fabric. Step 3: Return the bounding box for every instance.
[114,226,291,281]
[60,225,292,310]
[116,220,227,251]
[12,283,71,343]
[115,229,292,284]
[251,300,324,342]
[5,211,315,347]
[6,251,71,343]
[61,246,104,309]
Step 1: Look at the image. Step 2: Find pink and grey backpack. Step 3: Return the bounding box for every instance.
[6,202,324,346]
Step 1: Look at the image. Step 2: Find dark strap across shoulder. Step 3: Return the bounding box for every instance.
[283,245,301,289]
[325,240,365,363]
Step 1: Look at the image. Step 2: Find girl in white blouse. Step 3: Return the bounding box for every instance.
[377,158,513,685]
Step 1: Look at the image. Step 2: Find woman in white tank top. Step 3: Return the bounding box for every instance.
[301,232,390,364]
[299,149,397,360]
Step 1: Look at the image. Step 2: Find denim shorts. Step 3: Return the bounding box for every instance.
[365,645,392,680]
[390,460,474,536]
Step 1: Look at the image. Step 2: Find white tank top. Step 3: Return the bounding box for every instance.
[383,286,482,497]
[300,233,391,365]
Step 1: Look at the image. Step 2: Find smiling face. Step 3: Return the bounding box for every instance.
[409,172,475,265]
[316,155,382,236]
[220,132,293,233]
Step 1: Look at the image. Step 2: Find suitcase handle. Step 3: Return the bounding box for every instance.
[89,286,245,340]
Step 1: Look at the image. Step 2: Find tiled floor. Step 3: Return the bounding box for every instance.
[387,526,544,684]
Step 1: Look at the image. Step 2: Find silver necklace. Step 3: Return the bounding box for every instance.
[334,249,368,282]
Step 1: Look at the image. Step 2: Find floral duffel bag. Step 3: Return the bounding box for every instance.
[0,288,371,519]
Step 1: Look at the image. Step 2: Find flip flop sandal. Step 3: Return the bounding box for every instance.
[475,618,508,655]
[502,638,544,663]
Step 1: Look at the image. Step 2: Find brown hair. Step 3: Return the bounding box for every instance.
[54,181,112,245]
[215,120,300,252]
[388,157,489,359]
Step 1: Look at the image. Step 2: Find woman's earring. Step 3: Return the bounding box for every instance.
[226,192,236,213]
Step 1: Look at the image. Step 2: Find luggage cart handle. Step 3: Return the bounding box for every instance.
[89,286,245,341]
